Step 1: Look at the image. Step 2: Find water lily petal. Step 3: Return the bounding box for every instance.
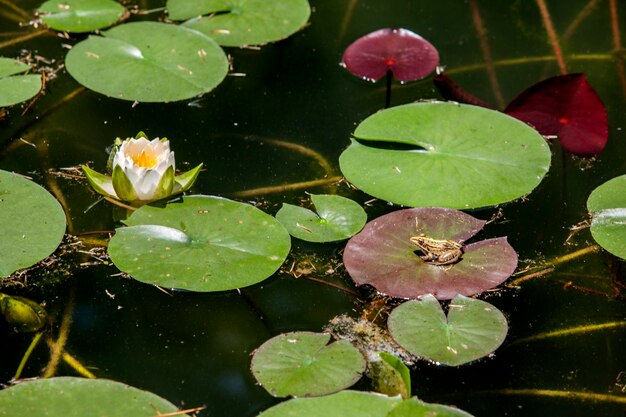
[173,163,203,193]
[112,164,138,202]
[82,165,118,199]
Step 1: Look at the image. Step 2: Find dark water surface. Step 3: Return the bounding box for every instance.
[1,1,625,416]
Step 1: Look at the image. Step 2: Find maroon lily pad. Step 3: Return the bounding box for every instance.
[342,28,439,82]
[504,73,608,156]
[432,71,495,109]
[343,207,517,300]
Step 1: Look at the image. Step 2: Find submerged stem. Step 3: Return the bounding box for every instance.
[12,332,43,380]
[482,388,626,404]
[42,289,74,378]
[509,321,626,346]
[0,30,49,50]
[230,176,342,198]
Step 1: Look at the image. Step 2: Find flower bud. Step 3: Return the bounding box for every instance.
[0,294,47,333]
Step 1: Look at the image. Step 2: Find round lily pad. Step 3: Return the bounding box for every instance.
[342,28,439,82]
[168,0,311,47]
[339,102,551,209]
[65,22,229,102]
[0,57,42,107]
[251,331,366,397]
[587,174,626,259]
[257,390,402,417]
[388,295,508,366]
[0,377,187,416]
[38,0,127,33]
[343,207,518,300]
[0,170,66,278]
[108,195,291,292]
[275,194,367,242]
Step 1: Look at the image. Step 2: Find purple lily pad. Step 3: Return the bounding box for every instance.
[504,73,608,156]
[343,207,517,300]
[342,28,439,82]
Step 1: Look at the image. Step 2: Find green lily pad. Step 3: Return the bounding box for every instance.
[0,170,66,278]
[339,102,551,209]
[256,391,474,417]
[0,377,188,416]
[257,390,402,417]
[167,0,311,47]
[0,57,42,107]
[587,174,626,259]
[388,295,508,366]
[65,22,229,102]
[251,331,366,397]
[385,397,475,417]
[275,194,367,242]
[38,0,126,33]
[343,207,518,300]
[108,195,291,292]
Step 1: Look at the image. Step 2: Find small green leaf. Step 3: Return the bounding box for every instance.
[0,170,66,278]
[257,390,402,417]
[369,352,411,399]
[251,331,366,397]
[38,0,126,33]
[388,295,508,366]
[385,397,475,417]
[276,194,367,242]
[0,377,188,416]
[587,174,626,259]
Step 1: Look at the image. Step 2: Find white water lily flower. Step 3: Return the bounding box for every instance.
[82,132,202,206]
[112,137,176,202]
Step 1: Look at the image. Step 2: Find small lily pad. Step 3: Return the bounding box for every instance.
[65,22,229,102]
[108,195,291,292]
[388,295,508,366]
[343,207,518,300]
[339,102,551,209]
[587,174,626,259]
[38,0,127,33]
[275,194,367,242]
[168,0,311,47]
[0,377,188,416]
[251,331,366,397]
[342,28,439,82]
[385,397,475,417]
[256,391,475,417]
[0,170,66,278]
[257,390,402,417]
[0,58,42,107]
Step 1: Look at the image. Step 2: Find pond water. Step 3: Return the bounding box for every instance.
[0,0,625,416]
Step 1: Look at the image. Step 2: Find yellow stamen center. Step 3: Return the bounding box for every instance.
[131,150,158,168]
